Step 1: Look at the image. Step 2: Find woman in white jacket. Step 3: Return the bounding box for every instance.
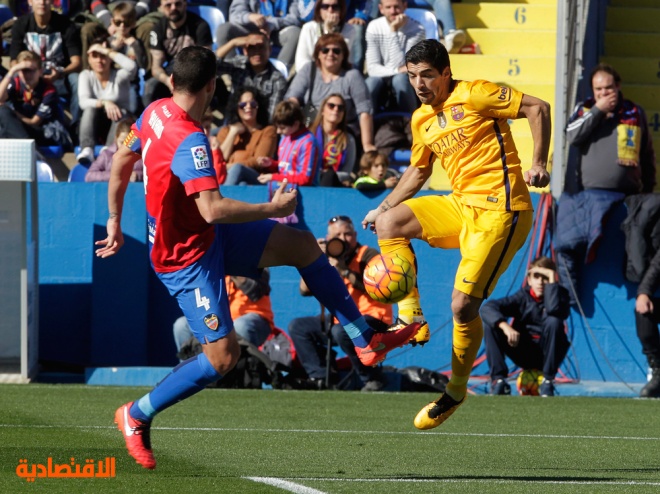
[76,38,137,163]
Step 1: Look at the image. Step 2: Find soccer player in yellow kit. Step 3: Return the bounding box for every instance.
[362,39,551,429]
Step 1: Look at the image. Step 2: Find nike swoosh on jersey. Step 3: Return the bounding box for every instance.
[123,407,135,436]
[462,278,476,284]
[425,123,433,132]
[361,342,387,353]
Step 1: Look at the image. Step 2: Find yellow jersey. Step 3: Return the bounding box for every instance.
[410,79,533,211]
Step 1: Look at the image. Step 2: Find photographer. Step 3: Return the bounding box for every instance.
[288,215,393,391]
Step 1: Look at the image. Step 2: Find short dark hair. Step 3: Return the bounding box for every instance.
[528,256,556,272]
[115,116,136,138]
[405,39,450,74]
[590,63,621,86]
[272,101,304,127]
[172,46,217,95]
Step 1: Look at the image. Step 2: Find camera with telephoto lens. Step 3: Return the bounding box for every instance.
[324,237,348,259]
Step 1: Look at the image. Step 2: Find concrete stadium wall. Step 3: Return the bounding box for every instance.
[36,184,648,384]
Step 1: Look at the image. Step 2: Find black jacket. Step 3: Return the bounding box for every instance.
[481,283,570,334]
[621,193,660,283]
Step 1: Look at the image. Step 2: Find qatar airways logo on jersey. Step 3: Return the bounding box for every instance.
[430,128,470,158]
[191,146,210,170]
[148,111,164,138]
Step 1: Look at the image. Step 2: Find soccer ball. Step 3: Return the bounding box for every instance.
[363,253,416,304]
[516,369,543,396]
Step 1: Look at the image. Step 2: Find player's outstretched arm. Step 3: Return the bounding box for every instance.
[95,144,141,258]
[362,165,431,231]
[518,94,551,188]
[195,179,297,224]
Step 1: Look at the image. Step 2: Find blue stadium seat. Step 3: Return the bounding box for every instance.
[38,145,65,160]
[405,0,433,10]
[73,145,107,161]
[68,164,89,182]
[269,58,288,79]
[0,4,14,25]
[187,5,225,51]
[406,8,440,41]
[36,161,55,182]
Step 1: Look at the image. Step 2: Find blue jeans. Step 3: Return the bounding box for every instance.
[365,73,418,114]
[173,314,271,358]
[225,164,262,185]
[422,0,457,32]
[54,72,80,124]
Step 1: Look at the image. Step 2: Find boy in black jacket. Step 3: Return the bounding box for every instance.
[481,256,570,397]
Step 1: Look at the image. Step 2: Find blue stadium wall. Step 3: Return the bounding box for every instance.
[36,184,648,384]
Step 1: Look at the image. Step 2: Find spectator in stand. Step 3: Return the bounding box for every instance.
[9,0,82,125]
[365,0,424,115]
[256,100,320,186]
[76,38,137,163]
[310,93,356,187]
[80,2,148,115]
[481,256,571,397]
[0,49,72,149]
[422,0,466,54]
[173,270,276,359]
[289,215,393,391]
[556,63,656,305]
[634,245,660,398]
[216,0,302,70]
[80,0,163,70]
[143,0,212,107]
[294,0,356,74]
[216,32,287,121]
[354,150,397,190]
[286,33,376,153]
[221,86,278,186]
[85,117,143,182]
[345,0,374,72]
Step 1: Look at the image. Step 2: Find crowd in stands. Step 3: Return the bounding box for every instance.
[0,0,464,187]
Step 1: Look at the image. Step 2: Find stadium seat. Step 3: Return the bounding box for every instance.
[0,4,13,25]
[187,5,225,51]
[269,58,288,79]
[38,145,65,160]
[407,8,440,41]
[68,164,89,182]
[36,161,55,182]
[405,0,433,10]
[73,145,107,161]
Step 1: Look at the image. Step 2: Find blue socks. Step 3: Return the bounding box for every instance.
[130,353,222,422]
[298,255,374,347]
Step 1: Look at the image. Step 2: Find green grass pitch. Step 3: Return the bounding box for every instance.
[2,384,660,493]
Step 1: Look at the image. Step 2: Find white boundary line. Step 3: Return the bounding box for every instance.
[1,423,659,442]
[275,477,660,487]
[246,477,328,494]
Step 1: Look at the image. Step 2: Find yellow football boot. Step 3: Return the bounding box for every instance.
[413,393,465,430]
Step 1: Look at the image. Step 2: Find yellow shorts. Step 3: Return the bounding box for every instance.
[404,194,533,299]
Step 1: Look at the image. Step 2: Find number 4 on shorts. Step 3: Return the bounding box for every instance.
[195,288,210,311]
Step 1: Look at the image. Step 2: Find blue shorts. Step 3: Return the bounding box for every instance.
[156,220,277,344]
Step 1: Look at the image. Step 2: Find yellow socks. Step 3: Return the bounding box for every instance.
[445,316,484,402]
[379,238,423,324]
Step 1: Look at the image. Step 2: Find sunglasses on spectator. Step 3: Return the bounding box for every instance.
[326,102,345,111]
[320,47,342,55]
[328,215,352,224]
[320,3,340,10]
[238,101,258,110]
[113,18,129,26]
